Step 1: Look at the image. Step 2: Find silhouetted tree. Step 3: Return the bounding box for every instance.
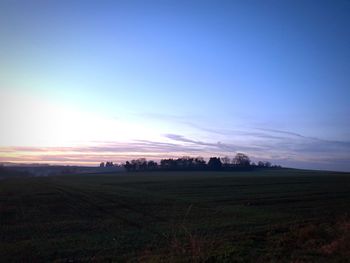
[130,158,147,170]
[194,156,206,169]
[177,156,195,169]
[99,162,105,168]
[105,161,114,167]
[234,153,250,167]
[124,161,132,171]
[123,154,280,172]
[147,160,158,169]
[257,161,272,168]
[159,157,208,170]
[208,157,222,170]
[221,156,231,168]
[160,158,176,169]
[265,161,271,168]
[258,161,265,167]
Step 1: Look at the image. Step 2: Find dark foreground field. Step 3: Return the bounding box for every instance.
[1,169,350,262]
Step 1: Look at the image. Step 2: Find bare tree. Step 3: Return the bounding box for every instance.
[221,156,231,168]
[208,157,222,170]
[234,153,250,167]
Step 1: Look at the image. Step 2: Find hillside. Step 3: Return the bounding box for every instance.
[1,169,350,262]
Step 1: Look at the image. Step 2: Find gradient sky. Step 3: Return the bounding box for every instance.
[1,0,350,171]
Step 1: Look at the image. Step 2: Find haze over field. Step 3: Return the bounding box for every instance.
[1,0,349,171]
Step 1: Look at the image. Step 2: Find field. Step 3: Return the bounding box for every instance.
[1,169,350,262]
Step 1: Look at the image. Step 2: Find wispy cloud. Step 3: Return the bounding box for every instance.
[164,133,262,152]
[163,128,350,171]
[1,123,349,171]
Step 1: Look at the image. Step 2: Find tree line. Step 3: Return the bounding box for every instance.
[118,153,280,172]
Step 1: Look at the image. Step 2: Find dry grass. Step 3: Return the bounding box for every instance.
[137,205,219,263]
[262,215,350,262]
[320,216,350,257]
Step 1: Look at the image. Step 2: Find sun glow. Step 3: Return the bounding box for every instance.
[1,89,163,148]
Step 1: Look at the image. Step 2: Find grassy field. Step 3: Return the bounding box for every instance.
[1,168,350,262]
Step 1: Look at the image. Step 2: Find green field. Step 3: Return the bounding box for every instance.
[1,169,350,262]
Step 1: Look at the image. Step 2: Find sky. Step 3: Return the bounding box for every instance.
[1,0,350,171]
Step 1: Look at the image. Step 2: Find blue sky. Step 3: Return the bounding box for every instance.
[1,0,350,171]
